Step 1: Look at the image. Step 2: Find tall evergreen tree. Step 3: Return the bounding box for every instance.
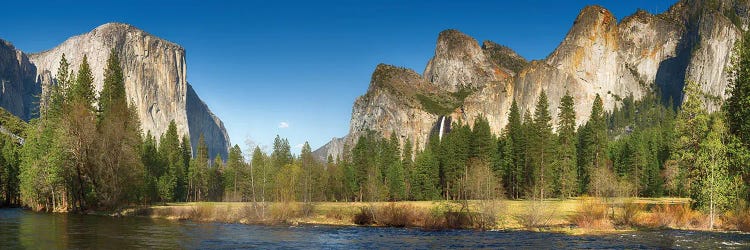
[556,91,577,198]
[672,81,709,197]
[158,121,184,202]
[412,148,439,200]
[300,141,314,202]
[725,30,750,201]
[504,100,524,199]
[530,91,554,199]
[95,49,144,208]
[224,145,244,201]
[65,54,97,210]
[578,93,607,194]
[402,138,414,199]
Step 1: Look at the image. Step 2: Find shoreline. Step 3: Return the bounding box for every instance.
[98,198,749,235]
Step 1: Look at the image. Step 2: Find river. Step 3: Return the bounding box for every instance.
[1,208,749,249]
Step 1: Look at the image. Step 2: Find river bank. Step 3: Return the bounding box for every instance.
[120,197,750,234]
[4,208,748,249]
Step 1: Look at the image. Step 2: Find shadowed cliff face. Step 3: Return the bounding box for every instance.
[0,23,230,159]
[316,0,749,160]
[186,84,230,160]
[0,40,41,121]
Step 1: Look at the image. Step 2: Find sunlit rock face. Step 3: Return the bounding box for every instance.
[317,0,749,160]
[22,23,229,159]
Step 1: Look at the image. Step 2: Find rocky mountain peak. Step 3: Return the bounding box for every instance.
[317,1,747,164]
[424,29,509,92]
[20,23,230,159]
[481,40,528,74]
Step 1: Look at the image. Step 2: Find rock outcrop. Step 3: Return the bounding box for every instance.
[0,40,41,121]
[312,137,345,162]
[0,23,229,159]
[317,0,749,160]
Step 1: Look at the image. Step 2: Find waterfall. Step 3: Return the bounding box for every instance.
[438,116,446,141]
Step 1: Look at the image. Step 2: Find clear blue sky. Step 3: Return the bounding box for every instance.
[0,0,676,154]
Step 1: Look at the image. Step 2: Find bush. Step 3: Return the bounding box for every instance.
[241,202,270,223]
[516,200,554,229]
[376,203,417,227]
[353,206,375,225]
[648,203,700,228]
[616,199,644,227]
[300,202,315,218]
[472,200,503,230]
[723,201,750,232]
[571,197,612,230]
[422,205,448,230]
[324,207,345,221]
[270,202,298,223]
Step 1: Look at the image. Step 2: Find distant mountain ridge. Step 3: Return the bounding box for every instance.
[315,0,749,161]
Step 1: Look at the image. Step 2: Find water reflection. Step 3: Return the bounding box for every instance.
[1,209,749,249]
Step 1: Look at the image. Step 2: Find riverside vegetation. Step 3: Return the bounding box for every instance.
[4,33,750,234]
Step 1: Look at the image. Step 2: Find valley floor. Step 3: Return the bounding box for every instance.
[117,197,750,234]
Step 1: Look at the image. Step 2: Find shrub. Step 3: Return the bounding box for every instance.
[300,202,316,218]
[472,200,503,230]
[617,199,644,227]
[422,205,448,230]
[353,206,375,225]
[241,202,270,223]
[270,202,298,223]
[571,197,612,230]
[723,201,750,232]
[324,207,345,221]
[648,203,699,228]
[516,200,554,229]
[375,203,417,227]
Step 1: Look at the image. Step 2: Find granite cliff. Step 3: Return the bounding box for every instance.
[0,23,230,159]
[316,0,748,161]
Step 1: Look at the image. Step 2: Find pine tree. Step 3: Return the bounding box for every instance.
[189,134,209,201]
[250,146,270,203]
[441,121,469,199]
[578,93,607,194]
[504,100,524,199]
[521,109,534,197]
[142,131,161,203]
[556,91,577,198]
[65,54,97,210]
[725,30,750,201]
[158,121,184,202]
[672,81,709,197]
[300,141,314,202]
[530,91,554,199]
[412,148,439,200]
[95,49,144,208]
[402,138,414,200]
[70,55,95,108]
[384,133,405,200]
[224,145,244,201]
[208,155,224,201]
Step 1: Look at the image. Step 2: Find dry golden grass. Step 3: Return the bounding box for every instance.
[138,197,726,233]
[570,197,612,230]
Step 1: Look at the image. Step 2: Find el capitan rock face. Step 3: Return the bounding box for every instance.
[316,0,749,161]
[0,23,230,159]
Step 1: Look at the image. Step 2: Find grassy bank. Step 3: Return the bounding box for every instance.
[124,197,750,234]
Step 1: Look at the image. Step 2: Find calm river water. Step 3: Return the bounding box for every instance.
[1,208,749,249]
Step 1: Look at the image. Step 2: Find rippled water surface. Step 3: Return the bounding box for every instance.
[1,208,749,249]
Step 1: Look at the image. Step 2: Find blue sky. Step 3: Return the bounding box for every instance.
[0,0,676,154]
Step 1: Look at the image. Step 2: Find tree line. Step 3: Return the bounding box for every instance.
[2,32,750,219]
